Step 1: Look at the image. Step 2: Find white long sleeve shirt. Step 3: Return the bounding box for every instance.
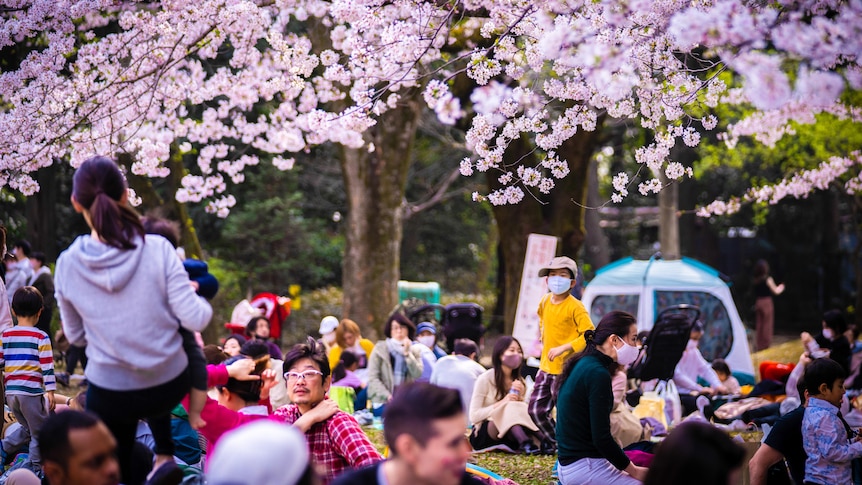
[672,340,723,394]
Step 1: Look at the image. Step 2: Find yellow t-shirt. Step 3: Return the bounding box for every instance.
[537,293,595,375]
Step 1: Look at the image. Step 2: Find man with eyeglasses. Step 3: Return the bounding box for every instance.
[274,337,382,484]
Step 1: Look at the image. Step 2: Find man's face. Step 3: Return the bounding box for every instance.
[45,422,120,485]
[407,414,471,485]
[286,357,329,408]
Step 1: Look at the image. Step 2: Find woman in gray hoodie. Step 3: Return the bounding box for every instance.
[55,156,212,485]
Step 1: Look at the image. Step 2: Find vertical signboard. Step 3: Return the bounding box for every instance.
[512,234,559,358]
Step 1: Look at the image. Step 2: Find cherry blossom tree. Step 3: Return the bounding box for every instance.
[2,0,861,326]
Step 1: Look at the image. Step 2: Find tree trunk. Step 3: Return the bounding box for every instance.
[25,164,59,260]
[658,176,680,260]
[490,126,603,334]
[340,91,423,334]
[584,156,610,270]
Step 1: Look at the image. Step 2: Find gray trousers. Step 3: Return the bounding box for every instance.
[3,394,48,465]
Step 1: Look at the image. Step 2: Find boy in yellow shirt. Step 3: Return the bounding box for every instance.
[528,256,595,452]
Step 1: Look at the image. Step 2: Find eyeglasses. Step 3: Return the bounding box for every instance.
[284,370,324,382]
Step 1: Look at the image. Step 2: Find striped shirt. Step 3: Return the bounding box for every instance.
[0,326,56,395]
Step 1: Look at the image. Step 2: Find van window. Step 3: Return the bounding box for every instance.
[655,290,732,361]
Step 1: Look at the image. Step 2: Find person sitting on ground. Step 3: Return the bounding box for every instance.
[710,358,741,395]
[245,316,283,360]
[332,351,366,412]
[5,240,33,304]
[416,322,447,360]
[431,338,486,424]
[187,342,276,456]
[801,309,852,376]
[319,316,339,354]
[802,357,862,484]
[469,336,541,455]
[610,324,652,450]
[555,311,648,484]
[644,421,745,485]
[671,321,728,416]
[367,313,424,416]
[274,337,382,484]
[207,421,320,485]
[222,335,246,358]
[39,411,120,485]
[327,318,375,378]
[0,286,57,475]
[333,382,484,485]
[748,378,808,485]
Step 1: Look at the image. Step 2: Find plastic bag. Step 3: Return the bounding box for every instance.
[655,380,682,427]
[633,391,667,429]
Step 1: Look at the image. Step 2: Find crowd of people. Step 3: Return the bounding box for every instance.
[1,154,858,485]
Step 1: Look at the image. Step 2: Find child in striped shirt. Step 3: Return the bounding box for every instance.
[0,286,56,473]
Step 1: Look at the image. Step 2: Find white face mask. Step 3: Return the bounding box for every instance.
[547,276,572,295]
[417,335,436,348]
[823,328,835,340]
[686,339,699,351]
[614,338,640,367]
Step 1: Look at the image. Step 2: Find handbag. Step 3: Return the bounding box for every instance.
[654,380,682,427]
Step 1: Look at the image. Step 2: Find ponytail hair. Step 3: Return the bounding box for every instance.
[556,310,637,395]
[72,156,144,249]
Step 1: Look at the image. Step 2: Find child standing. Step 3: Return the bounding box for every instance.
[802,357,862,484]
[528,256,594,452]
[0,286,56,473]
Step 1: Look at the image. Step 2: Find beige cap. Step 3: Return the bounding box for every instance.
[538,256,578,278]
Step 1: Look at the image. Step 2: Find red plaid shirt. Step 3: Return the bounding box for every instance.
[274,404,382,484]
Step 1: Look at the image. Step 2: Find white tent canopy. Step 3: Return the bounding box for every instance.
[582,257,754,378]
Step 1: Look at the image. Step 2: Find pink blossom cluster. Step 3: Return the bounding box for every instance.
[0,0,860,214]
[696,152,862,217]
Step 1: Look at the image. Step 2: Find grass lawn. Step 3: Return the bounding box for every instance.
[362,426,558,485]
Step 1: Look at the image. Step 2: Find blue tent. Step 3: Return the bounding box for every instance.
[582,257,754,378]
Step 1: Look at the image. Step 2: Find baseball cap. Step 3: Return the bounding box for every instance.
[319,315,339,335]
[538,256,578,278]
[416,322,437,335]
[208,421,309,485]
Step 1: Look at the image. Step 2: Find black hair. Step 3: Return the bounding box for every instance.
[72,156,145,250]
[39,411,101,468]
[823,309,847,335]
[246,316,269,338]
[491,336,523,400]
[453,338,479,358]
[224,334,247,349]
[556,311,637,395]
[12,286,43,317]
[332,351,358,383]
[283,336,331,379]
[141,216,181,248]
[711,358,731,376]
[14,239,31,257]
[383,383,463,455]
[384,312,416,340]
[753,259,769,283]
[240,340,270,359]
[804,357,846,396]
[30,251,47,266]
[644,421,745,485]
[218,355,264,403]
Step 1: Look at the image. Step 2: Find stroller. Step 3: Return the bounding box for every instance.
[629,304,700,382]
[390,298,485,351]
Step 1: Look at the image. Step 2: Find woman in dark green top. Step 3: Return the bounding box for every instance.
[554,311,647,484]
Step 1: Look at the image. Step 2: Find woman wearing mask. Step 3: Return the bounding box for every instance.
[801,309,851,374]
[672,321,728,417]
[554,311,648,484]
[469,336,541,454]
